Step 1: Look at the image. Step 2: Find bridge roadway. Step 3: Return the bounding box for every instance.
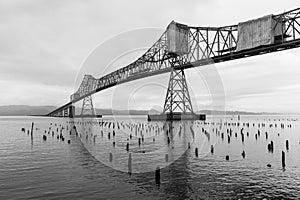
[47,7,300,117]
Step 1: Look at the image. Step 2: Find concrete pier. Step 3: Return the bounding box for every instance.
[148,113,206,121]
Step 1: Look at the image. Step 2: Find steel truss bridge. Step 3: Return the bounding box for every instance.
[47,7,300,118]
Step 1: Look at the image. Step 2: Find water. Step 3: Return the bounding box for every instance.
[0,115,300,199]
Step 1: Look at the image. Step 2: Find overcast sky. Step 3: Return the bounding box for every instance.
[1,0,300,113]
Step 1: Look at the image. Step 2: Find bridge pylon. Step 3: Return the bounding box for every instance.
[162,68,193,114]
[81,95,96,117]
[68,105,75,118]
[148,63,206,121]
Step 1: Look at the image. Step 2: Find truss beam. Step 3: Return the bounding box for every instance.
[47,7,300,117]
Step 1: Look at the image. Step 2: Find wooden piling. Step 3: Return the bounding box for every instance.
[282,151,286,169]
[270,141,274,149]
[155,167,160,185]
[241,150,245,159]
[30,122,34,140]
[126,143,129,152]
[226,155,229,160]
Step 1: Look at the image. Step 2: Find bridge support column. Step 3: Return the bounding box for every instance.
[64,109,68,117]
[79,95,102,118]
[163,68,193,114]
[69,105,75,118]
[81,95,95,117]
[148,68,206,121]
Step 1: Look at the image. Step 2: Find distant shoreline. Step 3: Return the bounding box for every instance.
[0,113,299,118]
[0,105,299,116]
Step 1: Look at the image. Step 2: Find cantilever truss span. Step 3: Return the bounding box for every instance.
[48,8,300,117]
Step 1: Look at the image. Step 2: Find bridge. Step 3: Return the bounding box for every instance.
[47,7,300,120]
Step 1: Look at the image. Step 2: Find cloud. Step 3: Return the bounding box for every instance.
[1,0,300,113]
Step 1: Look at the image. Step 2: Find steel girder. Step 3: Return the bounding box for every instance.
[48,7,300,117]
[69,24,238,103]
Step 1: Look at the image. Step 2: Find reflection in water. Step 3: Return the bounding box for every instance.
[75,118,194,173]
[162,151,191,200]
[31,139,33,150]
[73,118,194,199]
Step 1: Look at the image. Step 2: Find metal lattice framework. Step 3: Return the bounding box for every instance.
[81,95,95,116]
[48,8,300,117]
[163,63,193,114]
[69,24,238,104]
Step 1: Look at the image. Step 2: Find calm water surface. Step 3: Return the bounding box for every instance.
[0,115,300,199]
